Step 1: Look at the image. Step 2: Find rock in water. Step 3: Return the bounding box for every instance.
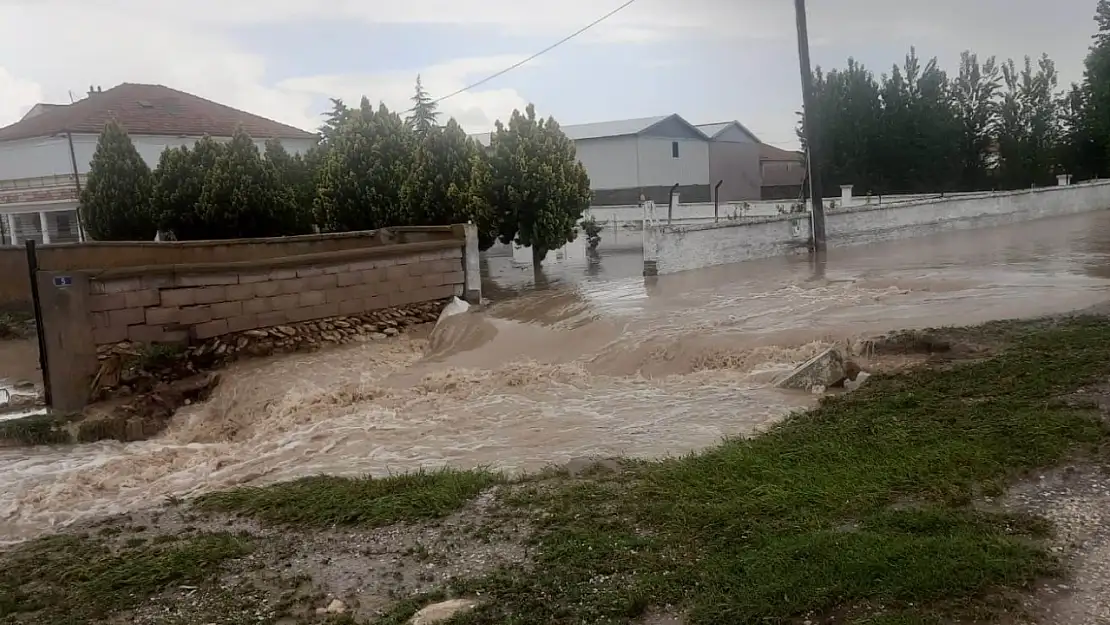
[844,370,872,391]
[776,348,847,391]
[409,599,479,624]
[433,297,470,332]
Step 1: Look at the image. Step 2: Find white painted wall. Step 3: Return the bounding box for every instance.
[635,136,709,187]
[572,135,710,190]
[0,137,72,179]
[0,133,316,181]
[574,136,640,189]
[645,180,1110,275]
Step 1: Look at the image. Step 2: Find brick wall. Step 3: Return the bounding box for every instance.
[86,241,465,347]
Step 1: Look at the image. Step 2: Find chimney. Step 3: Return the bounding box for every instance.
[88,85,95,97]
[97,85,102,93]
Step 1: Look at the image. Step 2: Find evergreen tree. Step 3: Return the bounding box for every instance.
[79,119,156,240]
[319,98,352,144]
[406,75,440,135]
[489,104,592,265]
[195,127,304,238]
[150,137,225,240]
[315,100,415,231]
[401,119,496,246]
[264,138,316,231]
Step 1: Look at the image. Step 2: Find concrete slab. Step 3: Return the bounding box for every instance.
[776,347,847,391]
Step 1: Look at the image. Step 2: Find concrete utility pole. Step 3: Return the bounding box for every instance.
[794,0,827,251]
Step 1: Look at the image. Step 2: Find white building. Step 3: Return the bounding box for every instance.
[0,83,318,244]
[473,114,725,206]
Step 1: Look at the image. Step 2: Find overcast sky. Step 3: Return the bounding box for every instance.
[0,0,1101,149]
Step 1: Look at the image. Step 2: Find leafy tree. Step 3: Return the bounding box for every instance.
[315,100,415,231]
[873,49,961,193]
[195,127,306,238]
[406,75,440,135]
[805,59,883,196]
[489,104,592,265]
[1083,0,1110,171]
[952,52,1002,189]
[401,119,496,246]
[150,137,225,240]
[79,119,157,240]
[995,55,1061,188]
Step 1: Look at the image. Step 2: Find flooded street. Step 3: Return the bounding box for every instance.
[2,211,1110,543]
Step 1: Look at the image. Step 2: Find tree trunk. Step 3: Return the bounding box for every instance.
[532,245,547,267]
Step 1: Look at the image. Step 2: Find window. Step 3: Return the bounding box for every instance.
[671,141,680,158]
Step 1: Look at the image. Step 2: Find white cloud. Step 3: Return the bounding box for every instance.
[0,2,542,131]
[278,56,540,132]
[0,0,1099,138]
[0,67,42,125]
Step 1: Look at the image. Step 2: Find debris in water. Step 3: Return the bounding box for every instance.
[776,347,847,391]
[434,296,471,331]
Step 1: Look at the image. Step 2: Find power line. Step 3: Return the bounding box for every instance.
[421,0,641,109]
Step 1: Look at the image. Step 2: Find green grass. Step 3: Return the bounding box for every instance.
[194,468,504,527]
[410,316,1110,625]
[0,531,252,624]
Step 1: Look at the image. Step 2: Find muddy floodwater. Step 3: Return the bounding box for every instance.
[2,211,1110,543]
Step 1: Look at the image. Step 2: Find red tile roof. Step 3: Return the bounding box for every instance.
[0,83,317,142]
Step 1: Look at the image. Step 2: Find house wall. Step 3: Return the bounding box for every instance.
[708,141,761,202]
[576,135,712,206]
[0,134,315,181]
[0,226,463,310]
[575,136,640,189]
[635,136,709,189]
[644,180,1110,275]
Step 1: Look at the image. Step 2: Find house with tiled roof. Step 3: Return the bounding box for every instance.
[0,83,318,244]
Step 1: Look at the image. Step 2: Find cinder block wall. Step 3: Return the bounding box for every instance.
[0,226,458,310]
[87,241,465,347]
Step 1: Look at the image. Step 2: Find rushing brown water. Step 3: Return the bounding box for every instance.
[3,211,1110,543]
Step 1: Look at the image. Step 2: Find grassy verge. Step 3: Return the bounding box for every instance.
[0,531,253,623]
[414,316,1110,624]
[195,468,504,527]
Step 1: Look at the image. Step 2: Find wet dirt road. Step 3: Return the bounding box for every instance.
[2,211,1110,543]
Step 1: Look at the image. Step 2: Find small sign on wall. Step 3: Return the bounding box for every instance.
[52,275,73,288]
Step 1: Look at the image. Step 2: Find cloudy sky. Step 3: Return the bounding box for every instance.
[0,0,1101,149]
